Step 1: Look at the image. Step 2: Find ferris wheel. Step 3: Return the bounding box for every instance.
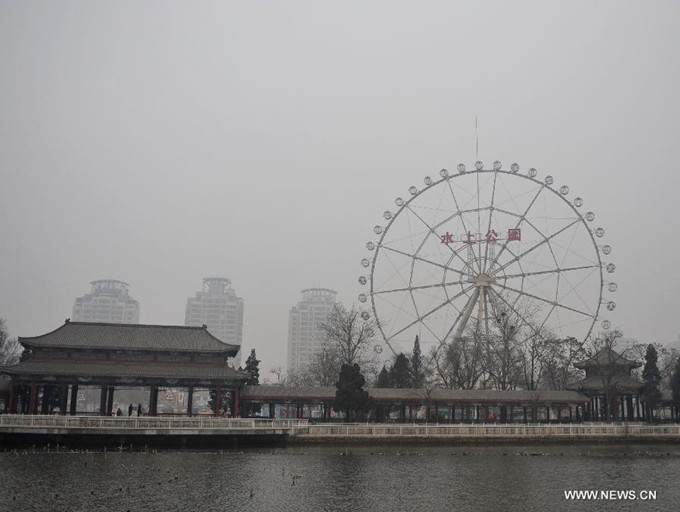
[358,161,617,358]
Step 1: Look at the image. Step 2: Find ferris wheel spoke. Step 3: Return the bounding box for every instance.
[380,246,467,278]
[488,184,546,271]
[405,204,471,271]
[555,266,601,315]
[491,218,581,277]
[493,281,594,318]
[482,172,499,273]
[445,179,475,241]
[498,264,600,280]
[373,279,468,296]
[387,284,476,340]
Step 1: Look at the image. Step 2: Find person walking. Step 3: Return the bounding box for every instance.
[137,403,143,417]
[128,404,134,417]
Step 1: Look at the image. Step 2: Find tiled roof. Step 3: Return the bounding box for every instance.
[19,321,239,354]
[1,359,247,382]
[241,385,588,404]
[574,349,641,369]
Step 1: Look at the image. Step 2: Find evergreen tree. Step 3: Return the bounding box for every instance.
[244,348,260,385]
[376,365,390,388]
[207,389,232,416]
[334,363,373,421]
[389,353,412,388]
[411,335,424,388]
[671,356,680,422]
[242,348,261,416]
[642,344,662,422]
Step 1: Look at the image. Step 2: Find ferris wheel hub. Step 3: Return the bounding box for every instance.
[468,273,495,287]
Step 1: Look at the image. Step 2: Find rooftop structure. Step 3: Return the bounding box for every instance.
[72,279,140,324]
[1,321,247,417]
[185,278,244,367]
[287,288,337,375]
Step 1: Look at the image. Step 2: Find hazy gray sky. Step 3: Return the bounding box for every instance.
[1,1,679,373]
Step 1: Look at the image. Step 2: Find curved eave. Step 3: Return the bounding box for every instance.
[18,321,240,355]
[0,361,249,382]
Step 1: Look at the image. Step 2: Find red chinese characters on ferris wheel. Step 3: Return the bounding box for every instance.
[439,228,521,245]
[463,231,477,244]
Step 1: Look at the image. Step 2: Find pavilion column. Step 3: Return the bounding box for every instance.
[41,386,51,415]
[233,386,240,418]
[523,406,528,423]
[476,405,480,422]
[99,386,108,416]
[434,405,439,423]
[28,383,37,415]
[60,384,68,415]
[150,386,159,416]
[214,386,221,417]
[509,406,513,424]
[450,405,454,424]
[408,405,413,422]
[270,403,276,419]
[106,386,115,416]
[69,385,78,415]
[591,397,596,421]
[8,382,15,414]
[557,407,562,423]
[186,386,194,417]
[627,395,634,421]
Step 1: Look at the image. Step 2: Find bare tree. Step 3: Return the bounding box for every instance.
[319,303,377,371]
[484,312,524,390]
[306,342,342,387]
[0,318,22,366]
[432,331,486,390]
[540,336,585,390]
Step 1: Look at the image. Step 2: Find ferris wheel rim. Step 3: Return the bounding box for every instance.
[365,164,610,358]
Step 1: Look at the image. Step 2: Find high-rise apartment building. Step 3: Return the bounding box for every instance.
[185,277,244,367]
[72,280,140,324]
[287,288,337,375]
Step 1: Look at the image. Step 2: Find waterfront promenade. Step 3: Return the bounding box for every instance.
[300,423,680,443]
[2,415,680,446]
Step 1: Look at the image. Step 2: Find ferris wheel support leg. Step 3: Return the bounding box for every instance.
[453,288,479,339]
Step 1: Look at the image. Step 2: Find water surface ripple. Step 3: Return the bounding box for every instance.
[1,444,678,512]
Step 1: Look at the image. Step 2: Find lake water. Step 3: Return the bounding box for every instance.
[1,444,678,511]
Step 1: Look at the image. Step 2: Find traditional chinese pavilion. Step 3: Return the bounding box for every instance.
[568,348,644,421]
[0,321,248,416]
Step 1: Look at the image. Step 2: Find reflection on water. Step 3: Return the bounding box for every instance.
[1,445,678,512]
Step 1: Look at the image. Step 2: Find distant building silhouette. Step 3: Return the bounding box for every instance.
[185,277,244,368]
[287,288,337,375]
[72,280,140,324]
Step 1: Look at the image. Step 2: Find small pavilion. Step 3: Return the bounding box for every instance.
[568,348,644,421]
[1,320,248,416]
